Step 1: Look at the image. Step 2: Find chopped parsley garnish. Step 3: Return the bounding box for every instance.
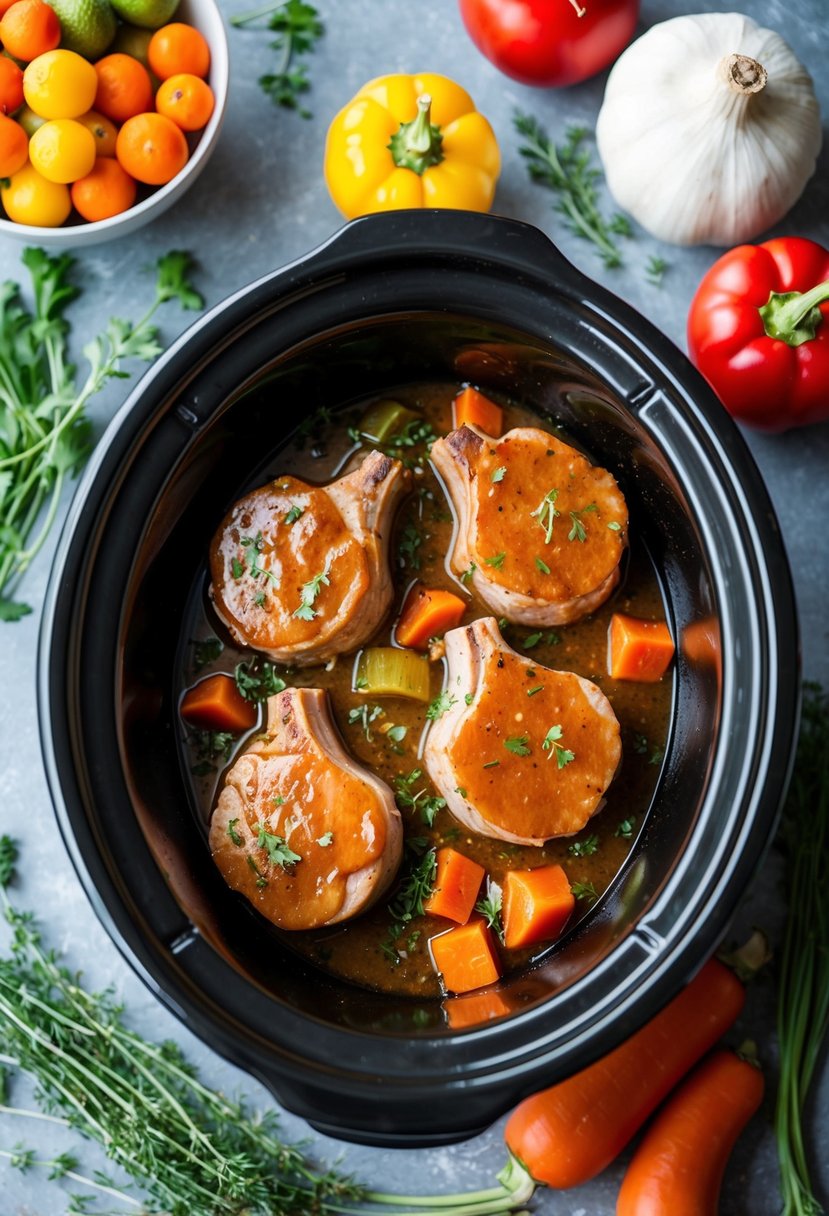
[226,818,243,846]
[240,531,280,584]
[348,703,384,742]
[491,465,507,483]
[256,823,301,869]
[535,556,551,575]
[386,724,407,744]
[568,503,598,543]
[475,879,504,942]
[398,521,423,570]
[454,787,467,798]
[384,418,437,467]
[426,690,457,721]
[284,503,304,525]
[189,729,235,775]
[650,744,665,767]
[382,847,437,964]
[192,636,223,669]
[646,255,669,286]
[483,551,506,569]
[531,487,560,543]
[568,834,599,857]
[292,561,330,620]
[542,724,575,768]
[464,692,474,705]
[504,735,531,757]
[483,759,500,769]
[615,816,637,839]
[235,658,287,702]
[527,684,544,697]
[633,732,649,755]
[394,768,446,826]
[607,520,622,532]
[316,832,333,847]
[247,854,268,888]
[460,562,477,585]
[231,557,245,580]
[522,629,561,649]
[272,795,285,806]
[571,880,598,904]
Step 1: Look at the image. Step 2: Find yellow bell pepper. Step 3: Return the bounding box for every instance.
[324,72,500,219]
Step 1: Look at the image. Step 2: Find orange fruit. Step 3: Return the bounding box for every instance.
[116,109,187,184]
[29,115,96,181]
[94,52,153,123]
[23,49,98,118]
[155,72,213,131]
[147,22,209,80]
[76,107,117,156]
[0,111,27,175]
[0,55,24,113]
[71,155,136,220]
[1,160,70,225]
[0,0,60,62]
[0,0,20,14]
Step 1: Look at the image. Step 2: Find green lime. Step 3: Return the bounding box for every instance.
[109,0,179,30]
[110,21,153,66]
[49,0,117,60]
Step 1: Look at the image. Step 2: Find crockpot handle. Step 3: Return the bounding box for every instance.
[318,209,589,292]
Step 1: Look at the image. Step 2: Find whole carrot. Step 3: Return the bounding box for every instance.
[504,958,745,1189]
[616,1049,764,1216]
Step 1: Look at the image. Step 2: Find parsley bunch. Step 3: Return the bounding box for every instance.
[0,249,202,621]
[231,0,323,118]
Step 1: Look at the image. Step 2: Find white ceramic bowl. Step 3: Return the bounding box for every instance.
[0,0,228,246]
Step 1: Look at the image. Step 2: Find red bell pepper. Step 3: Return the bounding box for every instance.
[687,237,829,432]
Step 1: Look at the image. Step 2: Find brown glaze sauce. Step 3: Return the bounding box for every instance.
[180,384,672,1000]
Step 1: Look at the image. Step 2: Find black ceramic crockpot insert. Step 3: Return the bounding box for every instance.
[39,211,799,1146]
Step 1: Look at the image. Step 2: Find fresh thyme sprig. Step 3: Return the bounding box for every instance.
[514,112,632,269]
[0,250,202,621]
[0,829,540,1213]
[231,0,323,118]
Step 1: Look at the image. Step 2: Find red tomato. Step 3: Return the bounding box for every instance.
[688,237,829,432]
[458,0,640,88]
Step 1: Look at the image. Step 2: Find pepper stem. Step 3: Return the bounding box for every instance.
[388,94,444,175]
[759,279,829,347]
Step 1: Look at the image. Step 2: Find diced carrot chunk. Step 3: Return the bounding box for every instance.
[452,385,503,437]
[608,612,675,683]
[502,864,575,950]
[424,847,485,924]
[180,673,257,733]
[444,988,513,1030]
[395,582,467,651]
[430,918,502,994]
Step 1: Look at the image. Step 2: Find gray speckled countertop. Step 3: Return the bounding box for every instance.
[1,0,828,1212]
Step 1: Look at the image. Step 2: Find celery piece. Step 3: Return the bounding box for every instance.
[355,647,431,702]
[358,400,418,445]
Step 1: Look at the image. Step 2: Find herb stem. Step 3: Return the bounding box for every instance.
[0,1147,142,1206]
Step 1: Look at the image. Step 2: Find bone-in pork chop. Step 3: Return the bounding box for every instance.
[424,617,621,846]
[431,425,627,626]
[210,450,410,666]
[210,687,403,930]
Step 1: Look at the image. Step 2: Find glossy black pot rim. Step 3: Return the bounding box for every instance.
[38,211,800,1144]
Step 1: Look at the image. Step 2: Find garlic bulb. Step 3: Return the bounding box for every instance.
[595,12,822,246]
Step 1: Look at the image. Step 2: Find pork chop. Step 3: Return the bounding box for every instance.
[210,686,403,930]
[209,450,410,666]
[424,617,621,846]
[431,425,628,626]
